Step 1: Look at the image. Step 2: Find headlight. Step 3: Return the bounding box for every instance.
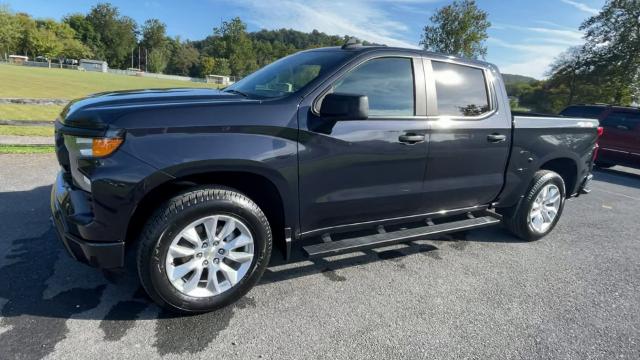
[68,136,124,158]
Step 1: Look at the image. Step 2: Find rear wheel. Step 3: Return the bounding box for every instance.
[502,170,566,241]
[137,186,272,313]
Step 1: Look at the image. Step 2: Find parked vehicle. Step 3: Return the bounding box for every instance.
[52,44,600,313]
[560,104,640,169]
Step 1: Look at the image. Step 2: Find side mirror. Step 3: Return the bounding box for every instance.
[319,93,369,121]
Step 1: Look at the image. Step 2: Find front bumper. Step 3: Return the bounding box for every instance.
[50,171,124,268]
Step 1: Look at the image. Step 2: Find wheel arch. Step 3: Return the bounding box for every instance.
[538,156,579,196]
[126,163,296,257]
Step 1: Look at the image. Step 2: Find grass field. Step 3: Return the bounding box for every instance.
[0,63,218,99]
[0,104,63,120]
[0,63,221,138]
[0,125,53,136]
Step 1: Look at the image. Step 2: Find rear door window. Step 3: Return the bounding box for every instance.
[432,61,490,117]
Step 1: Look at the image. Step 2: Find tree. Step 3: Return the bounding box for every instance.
[580,0,640,104]
[166,39,200,76]
[61,37,93,60]
[141,18,166,50]
[141,19,168,73]
[213,17,256,76]
[28,27,62,67]
[147,48,168,73]
[420,0,490,59]
[64,13,102,59]
[13,12,36,57]
[0,6,21,59]
[86,3,137,68]
[197,56,215,77]
[211,57,231,76]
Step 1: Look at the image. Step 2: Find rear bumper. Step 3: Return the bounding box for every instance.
[50,171,124,268]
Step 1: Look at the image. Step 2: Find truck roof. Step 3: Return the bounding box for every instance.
[301,45,497,71]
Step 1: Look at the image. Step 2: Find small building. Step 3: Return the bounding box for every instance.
[79,59,108,73]
[206,75,233,86]
[8,55,28,65]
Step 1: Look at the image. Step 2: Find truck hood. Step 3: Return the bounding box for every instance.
[60,88,254,130]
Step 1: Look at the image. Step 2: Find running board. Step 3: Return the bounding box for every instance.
[303,214,501,258]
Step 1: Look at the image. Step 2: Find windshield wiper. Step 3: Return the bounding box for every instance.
[224,89,249,97]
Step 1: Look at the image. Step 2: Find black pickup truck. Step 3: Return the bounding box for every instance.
[52,44,600,313]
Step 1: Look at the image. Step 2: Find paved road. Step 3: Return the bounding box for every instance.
[0,154,639,360]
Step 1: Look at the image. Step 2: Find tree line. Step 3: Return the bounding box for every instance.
[0,1,638,112]
[420,0,639,112]
[0,3,349,77]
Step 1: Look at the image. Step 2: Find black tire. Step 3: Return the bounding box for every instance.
[137,186,272,314]
[501,170,566,241]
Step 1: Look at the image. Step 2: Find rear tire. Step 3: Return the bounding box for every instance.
[137,186,272,314]
[502,170,566,241]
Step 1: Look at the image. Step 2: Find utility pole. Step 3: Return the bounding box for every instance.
[138,46,140,70]
[131,48,134,69]
[145,48,148,72]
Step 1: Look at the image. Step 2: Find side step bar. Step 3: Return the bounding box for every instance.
[303,214,501,258]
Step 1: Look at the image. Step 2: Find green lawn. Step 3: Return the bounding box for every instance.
[0,125,53,136]
[0,104,63,120]
[0,145,54,154]
[0,63,218,99]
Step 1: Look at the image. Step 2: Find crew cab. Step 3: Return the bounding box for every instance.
[560,104,640,169]
[52,44,600,313]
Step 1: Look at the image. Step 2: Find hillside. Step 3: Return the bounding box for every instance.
[502,74,538,86]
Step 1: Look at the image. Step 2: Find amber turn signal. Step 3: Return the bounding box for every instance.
[92,138,124,157]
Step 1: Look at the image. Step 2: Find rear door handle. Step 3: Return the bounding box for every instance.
[487,134,507,143]
[399,134,425,144]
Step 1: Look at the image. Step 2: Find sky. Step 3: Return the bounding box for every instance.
[3,0,606,79]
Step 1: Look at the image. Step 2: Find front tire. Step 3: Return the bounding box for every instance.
[502,170,566,241]
[137,186,272,313]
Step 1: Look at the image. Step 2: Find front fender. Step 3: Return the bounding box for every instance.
[121,127,300,235]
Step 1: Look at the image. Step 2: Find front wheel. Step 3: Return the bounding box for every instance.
[502,170,566,241]
[137,186,272,313]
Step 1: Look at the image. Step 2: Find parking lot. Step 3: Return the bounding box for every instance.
[0,153,638,360]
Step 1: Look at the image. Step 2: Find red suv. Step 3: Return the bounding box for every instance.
[561,105,640,169]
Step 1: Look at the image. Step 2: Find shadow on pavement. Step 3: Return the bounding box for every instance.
[594,167,640,189]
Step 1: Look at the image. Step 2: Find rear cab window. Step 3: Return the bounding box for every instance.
[432,61,491,117]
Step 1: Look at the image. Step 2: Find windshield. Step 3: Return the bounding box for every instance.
[225,51,350,98]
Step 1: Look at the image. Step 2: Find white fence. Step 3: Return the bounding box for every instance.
[106,69,207,83]
[10,60,79,70]
[0,60,242,85]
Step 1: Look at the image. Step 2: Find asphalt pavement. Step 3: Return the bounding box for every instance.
[0,154,638,360]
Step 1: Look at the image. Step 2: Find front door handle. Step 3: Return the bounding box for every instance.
[399,134,425,144]
[487,133,507,143]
